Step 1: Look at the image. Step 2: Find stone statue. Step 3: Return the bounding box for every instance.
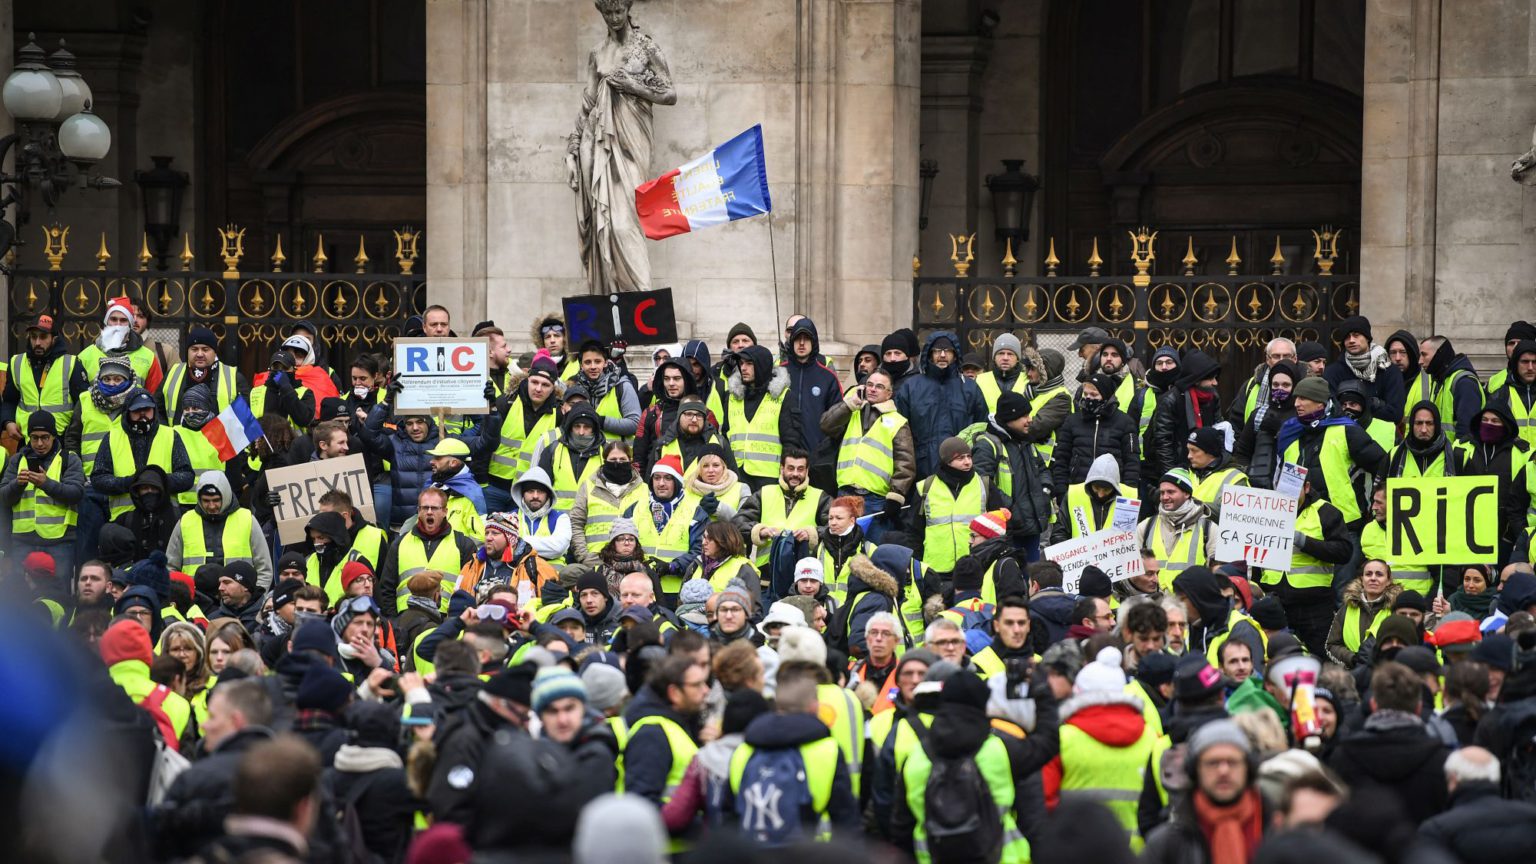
[567,0,676,293]
[1513,123,1536,185]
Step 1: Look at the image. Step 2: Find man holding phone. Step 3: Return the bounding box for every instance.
[1,412,85,585]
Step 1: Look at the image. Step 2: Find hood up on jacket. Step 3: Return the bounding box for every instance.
[785,318,823,366]
[559,404,607,455]
[1505,339,1536,389]
[305,510,351,549]
[1176,350,1221,389]
[920,331,962,382]
[682,340,714,382]
[112,586,165,643]
[1342,577,1403,610]
[1058,688,1148,746]
[100,617,155,668]
[529,312,567,354]
[193,469,238,515]
[1384,329,1420,379]
[727,345,790,400]
[651,359,698,401]
[1171,566,1231,630]
[1084,453,1122,492]
[1425,337,1478,380]
[1471,399,1522,449]
[846,555,900,600]
[871,544,914,584]
[512,465,556,517]
[741,711,834,749]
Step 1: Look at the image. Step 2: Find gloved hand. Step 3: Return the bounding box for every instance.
[268,371,294,393]
[483,380,497,404]
[265,490,282,508]
[700,493,719,516]
[608,339,628,360]
[388,377,405,397]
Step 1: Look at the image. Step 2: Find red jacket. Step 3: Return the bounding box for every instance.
[1041,691,1147,810]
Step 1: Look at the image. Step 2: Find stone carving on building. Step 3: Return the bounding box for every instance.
[566,0,676,293]
[1513,124,1536,185]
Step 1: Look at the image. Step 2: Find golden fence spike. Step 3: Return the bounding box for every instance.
[354,235,370,274]
[137,233,152,271]
[1001,237,1017,278]
[179,232,195,271]
[271,234,287,271]
[96,232,111,271]
[1087,237,1103,277]
[1269,235,1286,275]
[1044,237,1060,277]
[1181,236,1197,276]
[1226,236,1241,276]
[313,233,328,273]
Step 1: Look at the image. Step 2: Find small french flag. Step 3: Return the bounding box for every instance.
[201,395,264,461]
[635,125,772,240]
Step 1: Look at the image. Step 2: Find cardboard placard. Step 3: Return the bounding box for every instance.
[392,337,490,415]
[1213,485,1299,572]
[562,288,679,347]
[267,454,376,544]
[1043,528,1143,594]
[1386,476,1500,564]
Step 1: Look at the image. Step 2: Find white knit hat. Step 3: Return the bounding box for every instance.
[794,557,824,585]
[1074,646,1128,693]
[776,625,826,667]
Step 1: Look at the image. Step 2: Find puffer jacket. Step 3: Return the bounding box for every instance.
[1325,578,1403,667]
[361,402,441,528]
[1465,400,1532,551]
[1149,350,1223,481]
[828,554,901,657]
[895,331,988,475]
[1049,392,1140,491]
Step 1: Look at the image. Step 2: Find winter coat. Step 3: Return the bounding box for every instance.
[717,712,860,837]
[426,701,520,825]
[970,419,1052,539]
[152,726,277,859]
[818,397,918,502]
[828,555,901,657]
[1041,690,1148,806]
[1324,351,1407,421]
[361,401,441,528]
[0,443,85,543]
[622,693,702,805]
[1027,588,1077,653]
[1141,787,1274,864]
[1233,361,1301,489]
[90,410,194,498]
[327,744,417,863]
[781,318,844,457]
[634,359,699,473]
[569,360,642,439]
[1050,394,1140,491]
[166,469,274,585]
[1327,711,1448,825]
[1424,340,1485,439]
[1465,400,1532,548]
[1326,579,1403,668]
[722,350,803,465]
[895,331,988,476]
[1419,780,1536,864]
[1148,351,1223,482]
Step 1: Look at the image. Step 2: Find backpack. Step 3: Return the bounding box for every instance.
[915,728,1004,864]
[146,737,191,806]
[733,747,819,846]
[329,774,385,864]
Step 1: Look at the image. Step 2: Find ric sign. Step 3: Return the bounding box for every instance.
[1386,476,1499,565]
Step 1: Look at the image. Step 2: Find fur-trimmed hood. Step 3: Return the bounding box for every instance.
[503,368,567,405]
[847,554,899,599]
[529,311,565,349]
[1341,577,1403,611]
[726,363,791,400]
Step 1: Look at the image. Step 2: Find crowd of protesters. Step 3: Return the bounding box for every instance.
[7,299,1536,864]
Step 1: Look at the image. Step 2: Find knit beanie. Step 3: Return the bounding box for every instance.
[716,587,752,615]
[1393,590,1428,613]
[1249,595,1288,630]
[969,508,1010,540]
[276,552,308,577]
[1187,427,1226,458]
[1188,718,1252,761]
[995,391,1031,424]
[129,550,173,604]
[291,618,341,661]
[483,665,537,706]
[577,569,610,596]
[340,560,374,594]
[882,327,920,358]
[1076,566,1112,599]
[225,561,259,595]
[484,511,519,540]
[776,625,826,667]
[779,595,819,625]
[1338,315,1372,342]
[793,557,824,585]
[938,436,971,465]
[678,578,713,605]
[295,662,353,713]
[1160,468,1196,495]
[532,666,588,714]
[992,333,1023,361]
[1296,341,1328,364]
[1087,373,1119,401]
[1293,376,1332,404]
[1074,646,1128,693]
[580,663,629,713]
[951,558,985,594]
[270,578,304,610]
[941,669,991,711]
[1174,655,1225,702]
[573,794,667,864]
[1136,651,1177,687]
[1375,614,1420,648]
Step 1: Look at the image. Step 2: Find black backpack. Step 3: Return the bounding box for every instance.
[915,727,1004,864]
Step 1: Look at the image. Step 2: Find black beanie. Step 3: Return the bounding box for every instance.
[225,561,259,594]
[1077,566,1112,599]
[576,568,609,596]
[1087,373,1119,400]
[1393,590,1428,613]
[1506,321,1536,343]
[995,391,1031,424]
[952,557,985,593]
[1187,427,1226,458]
[27,411,58,436]
[723,689,771,735]
[483,665,537,705]
[1249,595,1288,630]
[1338,315,1372,342]
[882,328,919,357]
[940,670,990,710]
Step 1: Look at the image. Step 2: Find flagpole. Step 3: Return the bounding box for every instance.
[766,216,782,334]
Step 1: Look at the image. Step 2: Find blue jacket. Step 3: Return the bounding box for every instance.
[895,331,988,475]
[361,403,441,527]
[782,318,843,457]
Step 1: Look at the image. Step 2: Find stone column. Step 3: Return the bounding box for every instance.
[919,34,990,279]
[425,0,489,331]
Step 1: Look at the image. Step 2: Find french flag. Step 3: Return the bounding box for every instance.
[201,396,264,461]
[636,125,772,240]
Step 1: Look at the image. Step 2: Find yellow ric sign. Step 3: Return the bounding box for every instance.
[1385,476,1498,564]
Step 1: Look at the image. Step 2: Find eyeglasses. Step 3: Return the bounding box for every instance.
[418,504,444,512]
[929,637,964,649]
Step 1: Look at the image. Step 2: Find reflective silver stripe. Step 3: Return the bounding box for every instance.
[837,691,863,777]
[586,514,618,525]
[928,515,974,526]
[1003,828,1026,845]
[109,493,131,512]
[1061,787,1140,803]
[490,452,520,468]
[850,436,895,458]
[1289,566,1333,575]
[914,840,928,855]
[183,554,209,566]
[82,432,107,445]
[33,515,69,525]
[728,432,780,444]
[836,457,892,481]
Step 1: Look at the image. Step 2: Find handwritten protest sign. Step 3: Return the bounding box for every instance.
[1213,486,1298,571]
[267,455,375,544]
[1043,528,1143,594]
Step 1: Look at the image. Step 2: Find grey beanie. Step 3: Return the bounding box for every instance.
[574,793,667,864]
[678,578,713,605]
[992,333,1023,361]
[580,663,629,713]
[1189,718,1252,761]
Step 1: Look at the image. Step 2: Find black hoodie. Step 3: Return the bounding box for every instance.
[537,404,605,485]
[782,318,842,456]
[722,345,803,475]
[1171,565,1267,676]
[1388,400,1470,478]
[1424,338,1484,439]
[1384,329,1421,387]
[635,358,697,473]
[1466,400,1532,549]
[1494,339,1536,413]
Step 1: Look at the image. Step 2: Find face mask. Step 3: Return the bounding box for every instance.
[1480,420,1507,443]
[137,492,163,511]
[100,324,130,351]
[1147,369,1177,389]
[880,359,908,377]
[353,386,370,400]
[1080,397,1103,415]
[1297,407,1325,424]
[188,366,211,384]
[181,409,210,431]
[1269,389,1291,404]
[601,461,633,484]
[97,377,132,397]
[1341,405,1362,421]
[128,419,153,436]
[313,542,330,558]
[570,432,596,450]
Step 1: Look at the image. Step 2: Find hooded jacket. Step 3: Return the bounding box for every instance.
[1050,388,1140,491]
[681,340,723,409]
[1171,566,1265,675]
[1051,454,1123,544]
[895,331,989,475]
[111,465,181,559]
[1465,400,1532,542]
[1386,400,1471,478]
[970,416,1052,539]
[1493,339,1536,414]
[511,466,572,561]
[635,359,698,472]
[854,344,880,385]
[1425,339,1485,439]
[1023,347,1073,448]
[1383,328,1420,387]
[1275,410,1388,522]
[818,392,919,502]
[90,405,194,498]
[167,470,274,586]
[1149,350,1223,481]
[361,401,442,528]
[1327,709,1448,825]
[536,404,606,488]
[723,345,803,462]
[828,555,901,656]
[1042,689,1148,807]
[781,318,843,457]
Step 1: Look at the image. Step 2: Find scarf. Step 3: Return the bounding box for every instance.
[1151,497,1205,555]
[1448,587,1496,618]
[1192,787,1263,864]
[91,380,133,414]
[1190,387,1218,427]
[1344,344,1390,383]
